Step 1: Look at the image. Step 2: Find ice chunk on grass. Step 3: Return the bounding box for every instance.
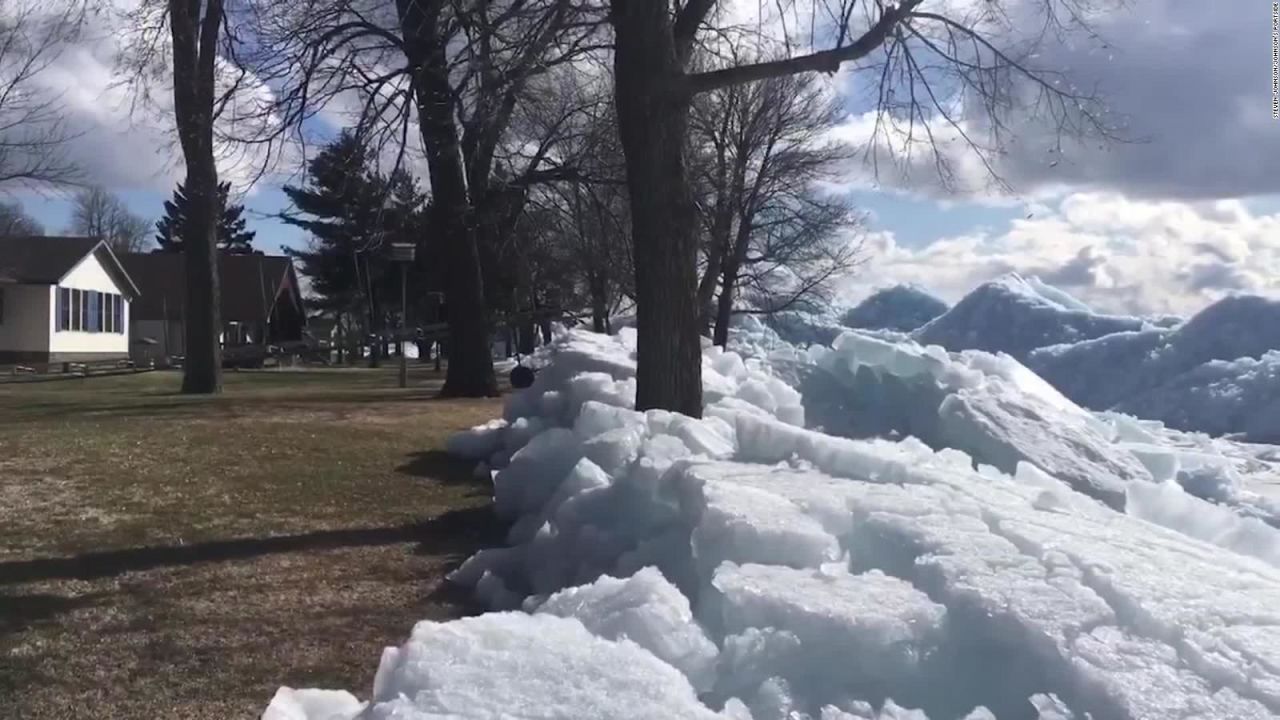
[262,688,365,720]
[446,418,509,460]
[493,428,583,519]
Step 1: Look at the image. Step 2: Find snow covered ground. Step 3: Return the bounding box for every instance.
[265,320,1280,720]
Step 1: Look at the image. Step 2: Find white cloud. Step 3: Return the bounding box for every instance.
[847,192,1280,315]
[1,2,285,197]
[823,0,1279,203]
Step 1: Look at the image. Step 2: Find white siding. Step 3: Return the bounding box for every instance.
[0,284,51,353]
[48,251,130,356]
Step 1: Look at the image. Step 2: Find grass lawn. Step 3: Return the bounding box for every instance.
[0,365,506,719]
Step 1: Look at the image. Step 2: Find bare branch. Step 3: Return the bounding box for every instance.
[685,0,923,95]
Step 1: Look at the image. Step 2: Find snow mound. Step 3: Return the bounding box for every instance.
[1030,294,1280,442]
[763,309,850,348]
[1116,352,1280,444]
[264,326,1280,720]
[797,330,1151,508]
[914,273,1147,361]
[841,285,949,333]
[1152,295,1280,377]
[1027,327,1174,410]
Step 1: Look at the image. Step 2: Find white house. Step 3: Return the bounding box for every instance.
[0,237,141,364]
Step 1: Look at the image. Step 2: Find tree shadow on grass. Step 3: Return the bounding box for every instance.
[0,391,481,425]
[397,449,490,489]
[0,591,107,637]
[0,506,503,587]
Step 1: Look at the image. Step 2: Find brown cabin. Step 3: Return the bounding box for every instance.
[118,252,305,363]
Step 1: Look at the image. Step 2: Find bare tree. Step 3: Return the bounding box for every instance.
[69,185,150,254]
[0,1,86,189]
[0,199,43,236]
[731,196,863,329]
[214,0,608,397]
[609,0,1119,415]
[554,136,634,334]
[691,70,863,346]
[117,0,231,393]
[495,70,632,336]
[122,0,231,391]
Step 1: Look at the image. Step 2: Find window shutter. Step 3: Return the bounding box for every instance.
[115,295,124,334]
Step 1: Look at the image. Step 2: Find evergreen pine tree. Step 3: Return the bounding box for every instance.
[281,131,431,362]
[153,185,188,251]
[154,181,258,253]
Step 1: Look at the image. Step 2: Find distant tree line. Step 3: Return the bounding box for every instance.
[0,181,256,258]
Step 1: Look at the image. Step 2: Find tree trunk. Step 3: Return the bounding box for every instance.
[517,319,536,355]
[168,0,224,395]
[612,1,702,417]
[398,0,496,397]
[589,273,608,333]
[699,146,749,334]
[698,187,734,332]
[368,320,381,368]
[713,212,753,347]
[181,158,223,393]
[539,316,552,345]
[334,316,344,364]
[712,265,736,347]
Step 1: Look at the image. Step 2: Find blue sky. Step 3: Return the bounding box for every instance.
[15,185,1027,256]
[19,186,310,255]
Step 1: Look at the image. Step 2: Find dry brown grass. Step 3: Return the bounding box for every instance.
[0,366,506,719]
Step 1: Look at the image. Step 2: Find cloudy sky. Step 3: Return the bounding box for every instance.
[7,0,1279,316]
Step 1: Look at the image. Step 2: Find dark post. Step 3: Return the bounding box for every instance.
[389,243,416,388]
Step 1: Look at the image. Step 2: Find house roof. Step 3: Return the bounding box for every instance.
[0,237,141,298]
[119,252,304,323]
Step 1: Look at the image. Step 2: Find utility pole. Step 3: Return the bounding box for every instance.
[390,243,416,388]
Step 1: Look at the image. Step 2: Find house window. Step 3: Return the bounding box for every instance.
[71,289,82,330]
[88,292,100,332]
[58,288,70,330]
[53,289,125,333]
